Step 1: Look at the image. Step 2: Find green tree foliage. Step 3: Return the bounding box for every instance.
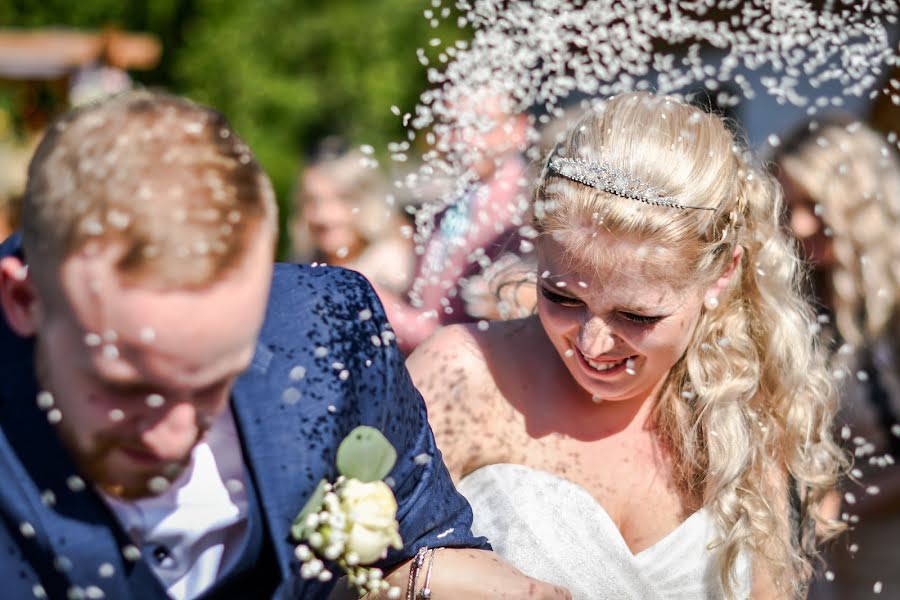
[2,0,464,256]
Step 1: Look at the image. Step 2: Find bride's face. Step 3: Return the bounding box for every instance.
[536,233,707,404]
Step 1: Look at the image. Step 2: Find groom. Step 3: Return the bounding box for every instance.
[0,92,566,599]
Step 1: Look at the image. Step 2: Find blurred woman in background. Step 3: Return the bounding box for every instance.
[774,116,900,599]
[290,140,415,295]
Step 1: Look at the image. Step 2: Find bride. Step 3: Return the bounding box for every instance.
[407,93,845,599]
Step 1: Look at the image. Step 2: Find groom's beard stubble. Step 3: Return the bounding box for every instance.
[78,432,197,500]
[55,418,206,500]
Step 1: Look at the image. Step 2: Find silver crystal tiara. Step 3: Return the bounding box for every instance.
[547,146,715,211]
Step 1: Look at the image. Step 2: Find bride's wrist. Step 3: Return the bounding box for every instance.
[406,546,438,599]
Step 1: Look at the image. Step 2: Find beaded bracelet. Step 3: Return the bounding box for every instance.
[418,547,438,599]
[406,547,429,600]
[406,546,440,600]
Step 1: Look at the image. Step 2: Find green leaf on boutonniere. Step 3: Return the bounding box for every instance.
[291,478,328,541]
[336,426,397,483]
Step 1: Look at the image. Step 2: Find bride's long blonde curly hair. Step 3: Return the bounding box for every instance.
[533,93,846,598]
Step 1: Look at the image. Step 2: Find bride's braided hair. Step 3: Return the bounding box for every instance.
[534,92,846,599]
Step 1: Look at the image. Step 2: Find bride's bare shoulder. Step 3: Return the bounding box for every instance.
[407,317,536,394]
[407,323,488,397]
[407,318,539,479]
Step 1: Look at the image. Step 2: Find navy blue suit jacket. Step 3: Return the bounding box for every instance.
[0,233,487,598]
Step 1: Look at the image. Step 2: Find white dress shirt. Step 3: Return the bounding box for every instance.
[103,408,249,600]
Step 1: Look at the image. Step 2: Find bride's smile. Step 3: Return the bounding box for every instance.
[578,350,636,376]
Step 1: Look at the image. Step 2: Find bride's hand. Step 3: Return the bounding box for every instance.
[329,548,572,599]
[418,548,572,599]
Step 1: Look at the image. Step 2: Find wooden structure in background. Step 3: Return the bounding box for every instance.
[0,28,161,237]
[0,28,161,130]
[0,28,160,80]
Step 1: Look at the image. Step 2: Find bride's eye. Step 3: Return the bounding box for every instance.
[620,312,663,325]
[539,285,583,307]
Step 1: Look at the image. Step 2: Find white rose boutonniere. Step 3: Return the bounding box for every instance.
[340,479,403,564]
[292,426,403,598]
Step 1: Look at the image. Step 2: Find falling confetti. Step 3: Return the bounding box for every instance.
[122,545,142,562]
[379,0,898,318]
[147,476,170,494]
[19,522,35,538]
[282,387,302,405]
[36,391,54,410]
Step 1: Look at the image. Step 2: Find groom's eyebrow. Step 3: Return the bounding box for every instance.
[95,373,237,401]
[91,350,245,390]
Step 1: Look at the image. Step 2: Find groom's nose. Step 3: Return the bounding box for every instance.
[139,401,204,460]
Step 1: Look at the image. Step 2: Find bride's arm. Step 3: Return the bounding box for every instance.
[406,324,499,482]
[328,548,571,600]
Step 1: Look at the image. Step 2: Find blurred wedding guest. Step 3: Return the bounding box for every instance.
[378,91,531,353]
[290,140,414,295]
[774,116,900,599]
[460,103,610,322]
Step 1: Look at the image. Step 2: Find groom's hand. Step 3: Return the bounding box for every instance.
[346,548,572,599]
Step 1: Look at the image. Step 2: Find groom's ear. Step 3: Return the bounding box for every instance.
[0,256,43,337]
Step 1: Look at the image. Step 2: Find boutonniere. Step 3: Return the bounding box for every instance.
[292,426,403,598]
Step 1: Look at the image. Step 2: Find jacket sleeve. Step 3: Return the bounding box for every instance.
[345,271,491,569]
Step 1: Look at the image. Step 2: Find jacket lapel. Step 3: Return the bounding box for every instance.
[230,337,351,599]
[229,341,299,583]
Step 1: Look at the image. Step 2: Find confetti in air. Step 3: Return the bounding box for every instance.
[382,0,898,312]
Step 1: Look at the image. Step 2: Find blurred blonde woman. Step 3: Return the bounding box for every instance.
[409,93,845,599]
[774,116,900,599]
[290,142,414,294]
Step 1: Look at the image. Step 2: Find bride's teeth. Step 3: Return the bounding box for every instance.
[625,358,636,375]
[586,357,625,371]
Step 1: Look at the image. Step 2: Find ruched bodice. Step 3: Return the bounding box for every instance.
[457,463,751,599]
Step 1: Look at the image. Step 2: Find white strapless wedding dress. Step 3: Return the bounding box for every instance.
[457,464,751,599]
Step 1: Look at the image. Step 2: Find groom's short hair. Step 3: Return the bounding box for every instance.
[22,90,277,291]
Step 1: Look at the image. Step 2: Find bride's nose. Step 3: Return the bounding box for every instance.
[577,316,615,357]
